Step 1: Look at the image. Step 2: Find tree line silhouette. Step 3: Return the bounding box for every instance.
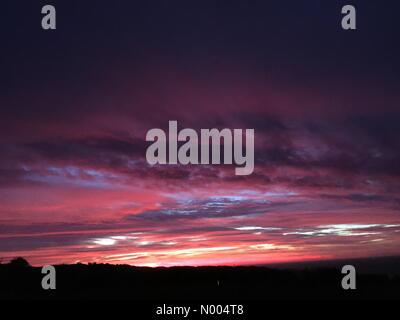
[1,257,399,300]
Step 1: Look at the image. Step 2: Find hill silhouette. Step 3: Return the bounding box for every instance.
[1,257,400,300]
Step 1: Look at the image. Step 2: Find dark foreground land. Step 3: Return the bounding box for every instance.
[1,256,399,300]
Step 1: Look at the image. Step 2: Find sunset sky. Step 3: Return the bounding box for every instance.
[1,1,400,266]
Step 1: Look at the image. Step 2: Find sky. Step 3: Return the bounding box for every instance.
[0,1,400,266]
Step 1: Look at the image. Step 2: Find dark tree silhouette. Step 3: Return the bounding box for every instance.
[8,257,30,267]
[1,256,400,300]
